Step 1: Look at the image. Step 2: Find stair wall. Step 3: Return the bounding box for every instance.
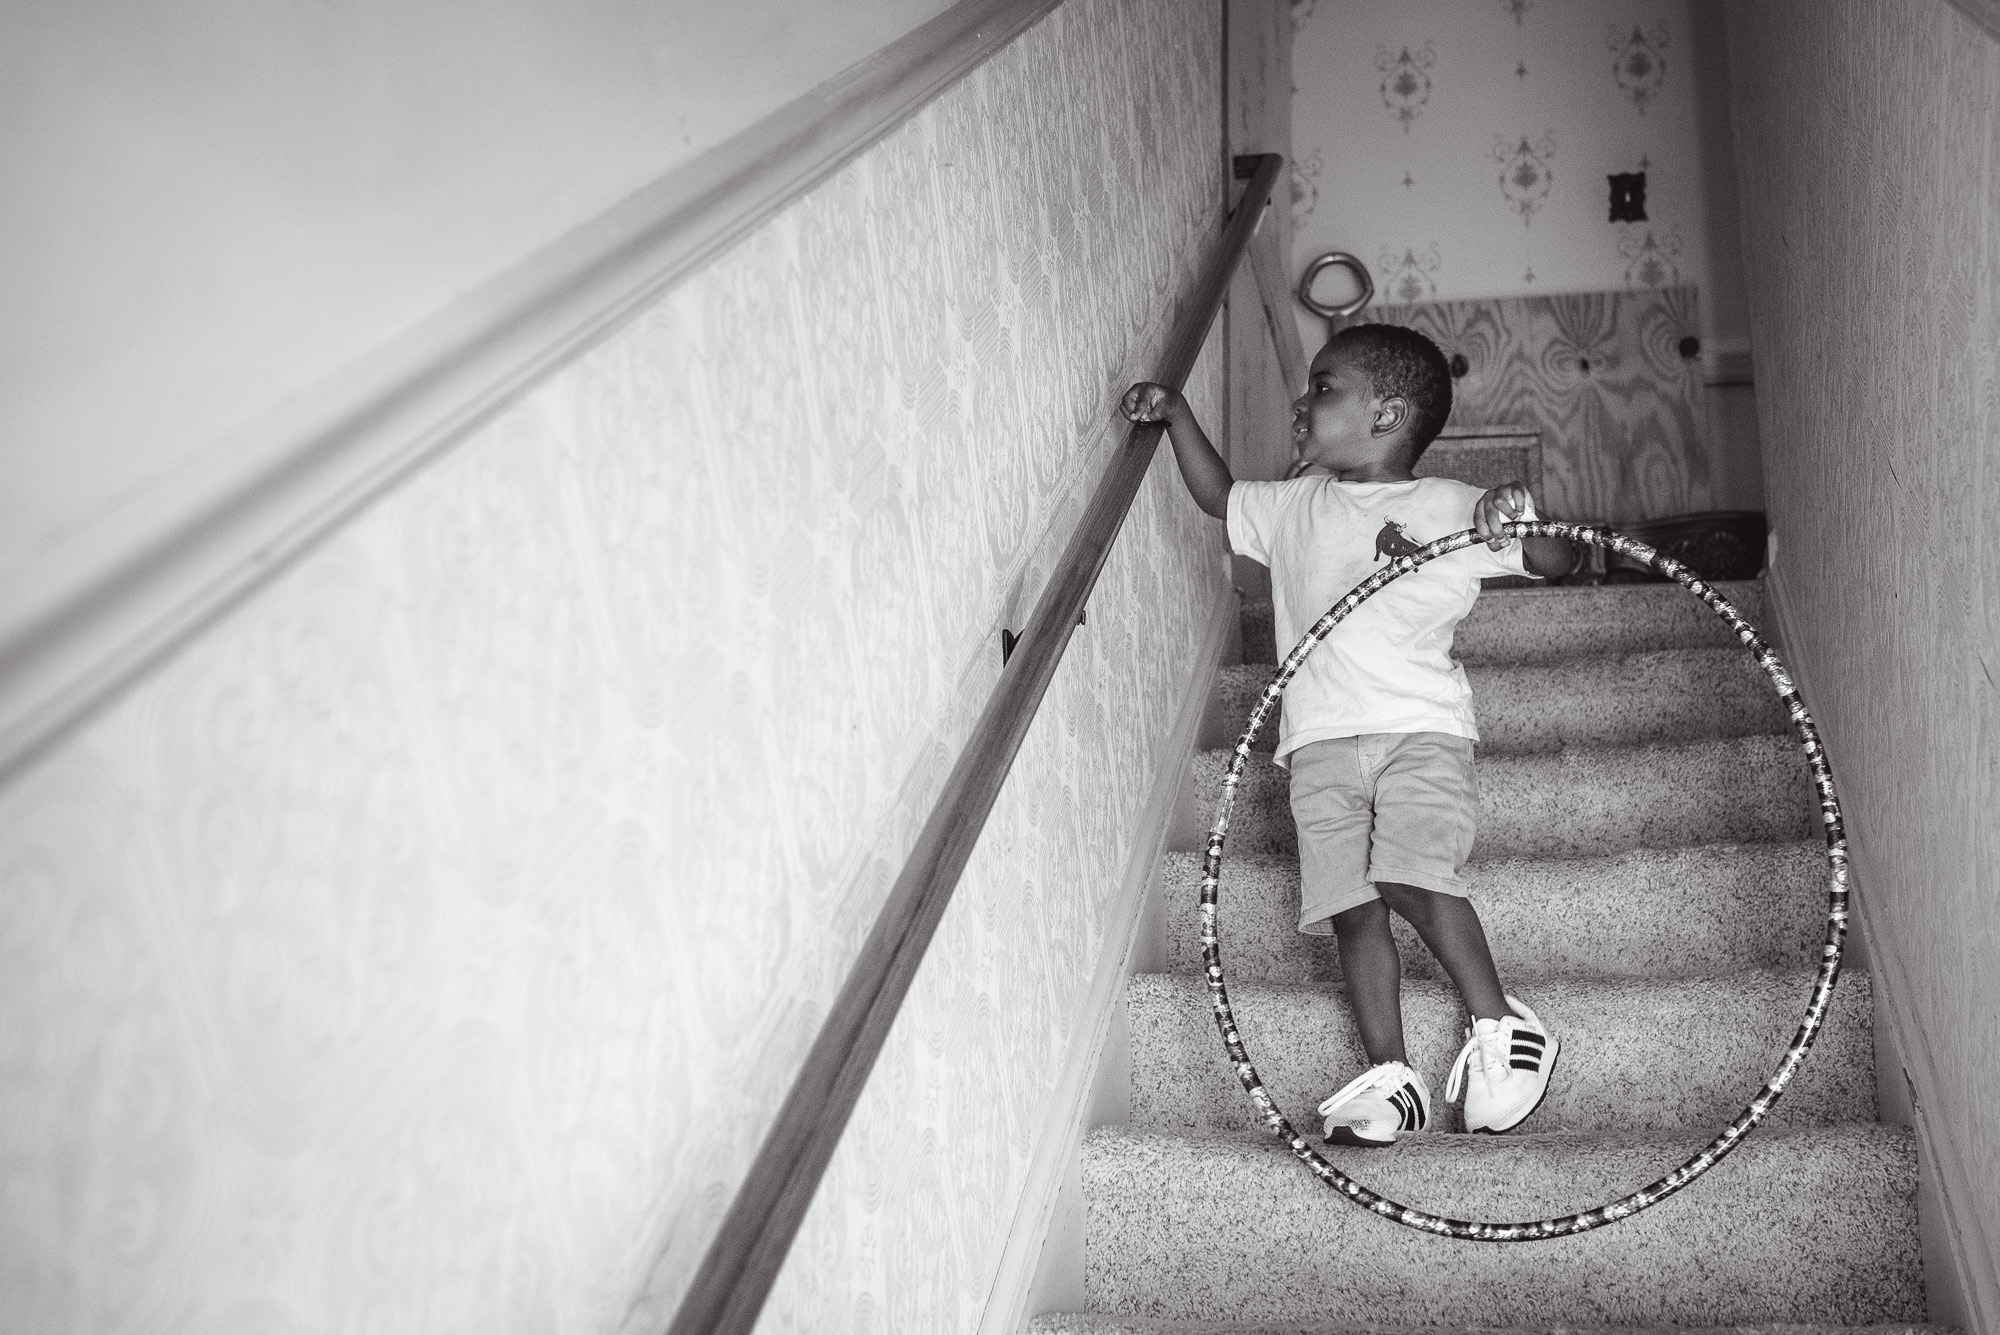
[0,3,1231,1329]
[1728,3,2000,1329]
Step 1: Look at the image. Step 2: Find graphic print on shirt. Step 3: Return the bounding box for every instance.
[1373,518,1424,562]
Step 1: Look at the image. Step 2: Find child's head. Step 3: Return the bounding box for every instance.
[1292,323,1453,480]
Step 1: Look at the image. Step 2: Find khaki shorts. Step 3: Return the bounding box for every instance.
[1287,732,1479,935]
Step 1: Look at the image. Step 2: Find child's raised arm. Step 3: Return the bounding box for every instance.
[1121,382,1232,519]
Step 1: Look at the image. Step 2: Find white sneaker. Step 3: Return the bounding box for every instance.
[1447,995,1559,1134]
[1318,1060,1432,1147]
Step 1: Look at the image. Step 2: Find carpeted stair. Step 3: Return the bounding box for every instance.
[1032,579,1944,1334]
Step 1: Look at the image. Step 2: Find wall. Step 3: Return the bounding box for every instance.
[0,1,1228,1329]
[1725,0,2000,1314]
[0,0,953,593]
[1290,0,1743,334]
[1287,0,1762,516]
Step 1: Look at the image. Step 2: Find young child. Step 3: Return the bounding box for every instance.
[1123,323,1575,1146]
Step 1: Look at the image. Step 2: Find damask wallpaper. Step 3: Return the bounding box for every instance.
[0,2,1228,1330]
[1725,0,2000,1294]
[1289,0,1746,342]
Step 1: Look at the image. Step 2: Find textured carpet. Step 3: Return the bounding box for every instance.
[1218,648,1788,756]
[1034,1320,1945,1334]
[1156,843,1829,983]
[1080,1125,1918,1326]
[1239,579,1768,668]
[1195,735,1817,861]
[1127,968,1873,1136]
[1036,580,1931,1335]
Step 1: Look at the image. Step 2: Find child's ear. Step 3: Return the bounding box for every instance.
[1373,394,1410,436]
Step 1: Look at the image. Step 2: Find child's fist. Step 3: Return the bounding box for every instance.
[1475,481,1533,549]
[1121,382,1184,424]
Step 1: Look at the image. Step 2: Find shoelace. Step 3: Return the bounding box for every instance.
[1318,1062,1407,1118]
[1445,1021,1509,1102]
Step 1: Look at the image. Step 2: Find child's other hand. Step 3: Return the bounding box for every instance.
[1475,482,1533,550]
[1121,382,1185,424]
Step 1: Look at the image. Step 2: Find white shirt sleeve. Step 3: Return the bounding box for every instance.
[1226,480,1288,566]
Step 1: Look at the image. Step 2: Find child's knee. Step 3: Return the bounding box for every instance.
[1375,879,1453,926]
[1330,897,1391,939]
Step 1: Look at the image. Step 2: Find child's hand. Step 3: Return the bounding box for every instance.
[1475,482,1534,550]
[1121,382,1186,424]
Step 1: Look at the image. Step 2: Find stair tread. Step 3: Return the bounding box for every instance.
[1054,577,1915,1335]
[1196,734,1818,860]
[1217,647,1789,755]
[1239,579,1769,668]
[1034,1319,1950,1335]
[1127,966,1874,1135]
[1159,841,1830,982]
[1081,1122,1920,1327]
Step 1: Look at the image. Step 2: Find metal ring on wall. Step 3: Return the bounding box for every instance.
[1297,252,1375,320]
[1202,521,1849,1240]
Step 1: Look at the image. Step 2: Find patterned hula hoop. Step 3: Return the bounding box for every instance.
[1202,520,1848,1240]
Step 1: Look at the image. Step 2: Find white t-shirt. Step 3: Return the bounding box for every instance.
[1227,474,1534,767]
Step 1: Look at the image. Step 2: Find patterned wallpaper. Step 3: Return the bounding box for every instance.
[1725,0,2000,1290]
[1373,285,1710,521]
[0,2,1227,1330]
[1290,0,1740,336]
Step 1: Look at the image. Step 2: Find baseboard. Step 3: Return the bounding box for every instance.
[1765,566,1998,1335]
[975,577,1236,1335]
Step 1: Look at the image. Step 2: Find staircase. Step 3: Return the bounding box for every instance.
[1033,579,1944,1334]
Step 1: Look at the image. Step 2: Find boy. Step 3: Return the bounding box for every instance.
[1122,323,1575,1146]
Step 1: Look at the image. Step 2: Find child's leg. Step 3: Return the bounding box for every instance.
[1364,733,1509,1022]
[1330,898,1408,1064]
[1288,740,1410,1064]
[1374,881,1508,1022]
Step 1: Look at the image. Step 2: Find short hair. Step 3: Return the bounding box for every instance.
[1324,322,1453,455]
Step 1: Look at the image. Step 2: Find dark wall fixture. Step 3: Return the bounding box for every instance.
[1449,352,1470,378]
[1608,171,1647,222]
[1678,335,1701,359]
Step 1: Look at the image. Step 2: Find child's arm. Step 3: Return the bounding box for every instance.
[1122,382,1232,519]
[1475,482,1577,578]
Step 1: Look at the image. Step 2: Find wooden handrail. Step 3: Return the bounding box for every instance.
[1248,220,1309,394]
[663,152,1288,1334]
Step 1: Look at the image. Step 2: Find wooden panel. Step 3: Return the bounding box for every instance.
[1373,285,1711,523]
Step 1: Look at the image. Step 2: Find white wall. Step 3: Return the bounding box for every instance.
[1290,0,1746,346]
[1727,0,2000,1315]
[0,0,951,583]
[0,1,1230,1327]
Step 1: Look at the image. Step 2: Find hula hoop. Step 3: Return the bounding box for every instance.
[1202,520,1848,1240]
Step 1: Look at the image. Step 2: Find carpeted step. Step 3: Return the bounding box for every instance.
[1081,1122,1921,1327]
[1031,1318,1949,1334]
[1240,579,1767,667]
[1157,843,1829,984]
[1217,648,1787,756]
[1125,967,1873,1136]
[1193,735,1817,861]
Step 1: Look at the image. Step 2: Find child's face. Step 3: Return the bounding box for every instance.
[1290,347,1409,480]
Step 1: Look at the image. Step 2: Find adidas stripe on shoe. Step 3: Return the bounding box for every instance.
[1318,1060,1432,1147]
[1446,994,1560,1134]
